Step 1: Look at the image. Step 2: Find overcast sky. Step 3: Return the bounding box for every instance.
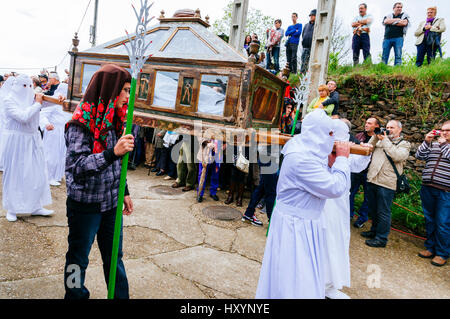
[0,0,448,78]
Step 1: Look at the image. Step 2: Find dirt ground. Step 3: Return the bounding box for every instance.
[0,167,448,299]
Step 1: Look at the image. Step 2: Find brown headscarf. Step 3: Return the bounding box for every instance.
[67,64,131,154]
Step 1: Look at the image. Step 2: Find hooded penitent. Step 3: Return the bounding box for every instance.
[7,74,35,107]
[332,119,350,142]
[282,109,336,163]
[67,64,131,154]
[256,109,351,299]
[2,74,52,215]
[0,77,16,102]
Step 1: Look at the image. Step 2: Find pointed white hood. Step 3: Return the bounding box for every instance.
[0,76,15,102]
[282,109,336,163]
[7,74,35,107]
[332,119,350,142]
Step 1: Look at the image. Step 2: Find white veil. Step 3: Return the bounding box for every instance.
[7,74,35,107]
[282,109,336,164]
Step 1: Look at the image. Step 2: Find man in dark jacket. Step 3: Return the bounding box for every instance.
[321,81,340,117]
[350,117,380,228]
[300,9,316,74]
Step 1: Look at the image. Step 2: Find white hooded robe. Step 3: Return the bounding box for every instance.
[39,83,72,182]
[255,109,350,299]
[0,77,16,170]
[2,75,52,214]
[320,120,371,291]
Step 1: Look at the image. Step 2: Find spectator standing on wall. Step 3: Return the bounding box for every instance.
[266,19,284,74]
[285,13,302,74]
[300,10,316,74]
[351,3,373,66]
[381,2,411,66]
[414,6,446,67]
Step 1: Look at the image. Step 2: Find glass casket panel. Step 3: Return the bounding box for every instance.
[197,75,228,116]
[81,64,101,94]
[152,71,180,109]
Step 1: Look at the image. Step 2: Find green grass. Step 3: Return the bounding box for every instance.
[329,57,450,83]
[353,170,426,237]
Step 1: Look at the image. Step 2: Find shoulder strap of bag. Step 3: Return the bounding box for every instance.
[383,150,401,179]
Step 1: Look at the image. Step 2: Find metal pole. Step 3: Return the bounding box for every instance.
[91,0,99,47]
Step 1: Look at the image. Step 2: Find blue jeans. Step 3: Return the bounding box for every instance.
[382,37,404,66]
[367,183,396,244]
[267,46,281,72]
[64,203,129,299]
[420,185,450,259]
[349,172,369,222]
[197,162,220,197]
[244,166,278,221]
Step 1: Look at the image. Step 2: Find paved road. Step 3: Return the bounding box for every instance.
[0,167,448,299]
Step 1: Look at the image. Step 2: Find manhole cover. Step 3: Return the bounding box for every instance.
[151,185,183,196]
[202,206,242,221]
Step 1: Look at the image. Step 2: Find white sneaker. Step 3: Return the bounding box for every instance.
[49,180,61,186]
[325,287,351,299]
[6,212,17,222]
[31,208,54,216]
[163,176,174,181]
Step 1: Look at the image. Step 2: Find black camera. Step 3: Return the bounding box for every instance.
[374,127,390,136]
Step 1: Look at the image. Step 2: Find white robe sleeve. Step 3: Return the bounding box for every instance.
[4,99,42,124]
[53,83,68,99]
[348,154,371,173]
[39,106,54,130]
[295,157,350,200]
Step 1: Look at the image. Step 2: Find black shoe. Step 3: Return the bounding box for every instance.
[197,196,203,203]
[353,219,366,228]
[155,171,166,177]
[129,163,137,170]
[210,194,219,201]
[365,238,386,248]
[361,231,376,239]
[151,168,158,173]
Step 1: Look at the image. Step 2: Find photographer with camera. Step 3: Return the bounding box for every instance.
[415,121,450,267]
[361,120,411,248]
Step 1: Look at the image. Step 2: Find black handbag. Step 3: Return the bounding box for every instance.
[425,19,441,47]
[384,150,411,194]
[426,31,440,46]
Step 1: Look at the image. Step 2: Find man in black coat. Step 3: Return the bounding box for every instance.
[320,81,340,117]
[300,9,316,74]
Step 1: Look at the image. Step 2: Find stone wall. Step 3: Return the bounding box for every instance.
[331,75,450,174]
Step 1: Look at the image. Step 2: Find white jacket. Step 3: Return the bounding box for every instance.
[415,18,446,46]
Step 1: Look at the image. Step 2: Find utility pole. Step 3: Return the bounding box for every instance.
[302,0,336,119]
[90,0,99,47]
[229,0,249,52]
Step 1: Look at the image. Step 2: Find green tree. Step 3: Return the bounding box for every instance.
[330,16,351,66]
[212,1,275,51]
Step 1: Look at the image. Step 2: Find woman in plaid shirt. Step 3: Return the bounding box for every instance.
[63,64,135,299]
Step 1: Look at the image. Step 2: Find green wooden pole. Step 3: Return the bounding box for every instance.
[266,103,302,237]
[107,77,137,299]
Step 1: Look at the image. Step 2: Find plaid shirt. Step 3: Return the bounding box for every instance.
[65,124,128,212]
